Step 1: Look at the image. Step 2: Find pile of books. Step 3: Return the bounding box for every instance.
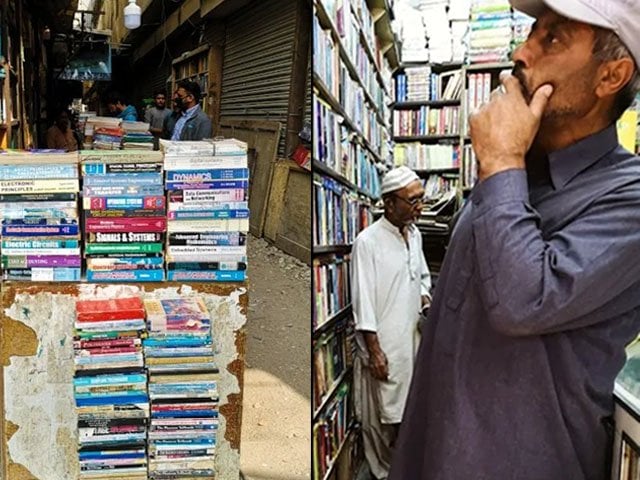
[73,296,149,480]
[86,117,125,150]
[393,143,460,171]
[162,139,249,282]
[513,10,535,49]
[122,122,155,151]
[143,297,218,478]
[0,151,81,281]
[81,151,167,282]
[469,0,513,63]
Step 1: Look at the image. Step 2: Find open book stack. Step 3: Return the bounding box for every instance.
[143,297,218,479]
[73,296,149,480]
[161,139,249,282]
[86,117,124,150]
[0,150,81,281]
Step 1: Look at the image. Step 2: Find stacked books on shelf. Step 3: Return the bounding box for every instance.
[314,323,348,412]
[393,143,460,171]
[469,0,513,63]
[80,151,167,282]
[143,297,218,479]
[87,117,125,150]
[313,97,381,198]
[313,14,340,98]
[73,296,149,480]
[423,174,460,200]
[0,151,81,281]
[122,122,155,150]
[313,175,373,248]
[162,139,249,282]
[313,254,351,330]
[395,67,463,103]
[512,10,535,49]
[313,382,351,480]
[393,106,460,137]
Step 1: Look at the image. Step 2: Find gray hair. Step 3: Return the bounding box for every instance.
[592,27,640,121]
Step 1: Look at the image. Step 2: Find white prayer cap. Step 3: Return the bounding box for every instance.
[380,166,420,195]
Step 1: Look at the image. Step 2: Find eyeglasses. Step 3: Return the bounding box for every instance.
[393,193,427,207]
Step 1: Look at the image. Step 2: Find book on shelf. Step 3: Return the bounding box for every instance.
[313,382,351,480]
[313,255,351,330]
[313,174,373,248]
[394,143,460,171]
[393,106,460,137]
[313,323,348,411]
[462,143,478,189]
[422,174,460,201]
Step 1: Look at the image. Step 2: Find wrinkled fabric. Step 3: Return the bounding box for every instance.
[390,125,640,480]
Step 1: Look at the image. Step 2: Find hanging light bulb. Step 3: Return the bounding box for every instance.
[124,0,141,29]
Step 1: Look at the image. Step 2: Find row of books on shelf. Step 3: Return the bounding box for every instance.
[314,97,382,197]
[468,2,534,63]
[317,0,390,113]
[313,254,351,330]
[313,174,374,248]
[423,174,460,201]
[313,383,352,480]
[314,321,350,411]
[393,106,461,137]
[393,143,460,172]
[394,68,464,103]
[0,140,248,283]
[314,31,388,156]
[73,295,218,479]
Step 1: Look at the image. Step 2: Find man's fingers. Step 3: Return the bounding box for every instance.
[529,84,554,120]
[500,73,523,96]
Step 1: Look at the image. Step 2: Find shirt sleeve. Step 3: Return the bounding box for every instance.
[470,168,640,336]
[417,234,432,298]
[144,109,152,124]
[351,237,378,332]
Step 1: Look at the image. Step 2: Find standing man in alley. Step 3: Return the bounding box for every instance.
[106,92,138,122]
[144,90,171,149]
[351,166,431,480]
[45,109,78,151]
[170,80,212,141]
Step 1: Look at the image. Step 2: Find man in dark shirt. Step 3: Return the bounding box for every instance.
[390,1,640,480]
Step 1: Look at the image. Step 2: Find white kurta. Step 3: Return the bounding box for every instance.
[351,216,431,424]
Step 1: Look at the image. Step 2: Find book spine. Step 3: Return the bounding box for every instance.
[88,232,164,243]
[168,232,245,246]
[84,243,164,254]
[167,261,246,271]
[2,218,77,226]
[167,246,246,255]
[166,180,249,190]
[81,163,163,175]
[86,269,166,282]
[84,209,165,218]
[0,164,78,180]
[0,192,77,202]
[0,179,79,194]
[163,157,247,170]
[168,188,247,203]
[83,185,165,197]
[168,201,248,212]
[87,257,165,267]
[85,218,167,233]
[83,196,166,210]
[2,255,82,268]
[3,267,81,281]
[166,219,249,233]
[2,225,79,236]
[83,173,163,187]
[165,168,249,182]
[73,373,146,385]
[167,210,249,220]
[2,240,79,249]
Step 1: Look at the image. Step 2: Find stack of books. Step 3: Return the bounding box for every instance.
[80,151,167,282]
[122,122,155,151]
[162,139,249,282]
[0,151,81,281]
[469,0,513,63]
[73,296,149,480]
[513,10,535,49]
[395,67,431,103]
[313,255,351,330]
[84,117,121,149]
[393,143,460,170]
[143,297,218,479]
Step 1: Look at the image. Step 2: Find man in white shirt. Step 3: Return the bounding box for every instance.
[351,166,432,480]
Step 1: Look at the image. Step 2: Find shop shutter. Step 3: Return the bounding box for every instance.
[220,0,297,156]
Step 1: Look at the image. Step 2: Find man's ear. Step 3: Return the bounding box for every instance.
[596,57,635,98]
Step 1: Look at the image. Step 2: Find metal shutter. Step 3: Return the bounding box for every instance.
[220,0,297,156]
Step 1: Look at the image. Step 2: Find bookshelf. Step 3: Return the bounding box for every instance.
[313,0,395,476]
[172,45,212,115]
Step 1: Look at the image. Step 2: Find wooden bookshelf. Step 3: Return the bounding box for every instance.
[314,244,354,255]
[393,99,461,108]
[395,134,460,142]
[314,304,353,338]
[313,159,378,201]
